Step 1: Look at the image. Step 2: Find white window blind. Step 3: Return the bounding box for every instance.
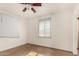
[39,17,51,37]
[0,13,19,38]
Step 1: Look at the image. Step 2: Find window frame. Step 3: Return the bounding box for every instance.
[38,17,51,38]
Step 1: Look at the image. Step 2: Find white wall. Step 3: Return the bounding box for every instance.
[27,9,74,52]
[52,10,73,52]
[0,15,28,51]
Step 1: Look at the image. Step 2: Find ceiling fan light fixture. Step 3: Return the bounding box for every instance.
[20,3,42,13]
[22,7,27,12]
[31,7,36,13]
[26,4,32,10]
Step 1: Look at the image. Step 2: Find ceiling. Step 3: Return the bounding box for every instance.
[0,3,76,18]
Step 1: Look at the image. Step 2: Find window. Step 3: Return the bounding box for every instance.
[39,17,51,37]
[0,13,19,38]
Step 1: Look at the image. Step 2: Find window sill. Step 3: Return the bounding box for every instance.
[38,36,51,39]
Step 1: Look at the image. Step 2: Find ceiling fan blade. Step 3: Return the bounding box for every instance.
[20,3,26,4]
[22,7,27,12]
[31,7,36,13]
[20,3,42,6]
[32,3,42,6]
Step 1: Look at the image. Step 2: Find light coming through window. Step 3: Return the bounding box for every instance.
[39,17,51,38]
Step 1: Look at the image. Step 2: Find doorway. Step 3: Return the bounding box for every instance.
[77,17,79,55]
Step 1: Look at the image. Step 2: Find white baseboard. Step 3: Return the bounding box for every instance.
[28,42,72,53]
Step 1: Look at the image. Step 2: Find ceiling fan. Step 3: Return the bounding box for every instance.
[20,3,42,13]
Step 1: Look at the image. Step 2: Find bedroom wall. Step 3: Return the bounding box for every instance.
[27,9,74,52]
